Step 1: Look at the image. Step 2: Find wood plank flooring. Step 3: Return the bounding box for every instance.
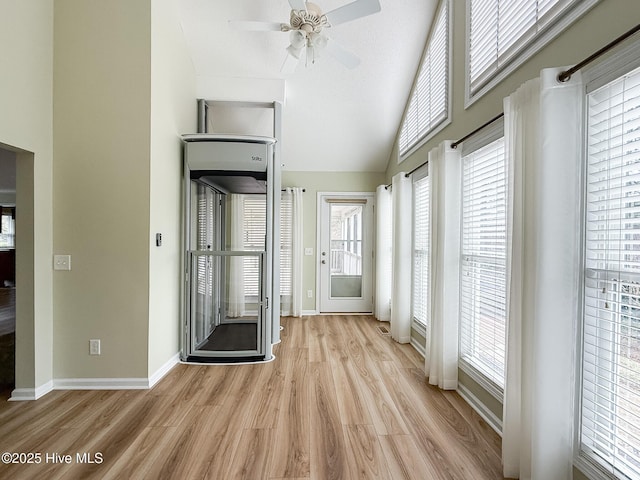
[0,315,504,479]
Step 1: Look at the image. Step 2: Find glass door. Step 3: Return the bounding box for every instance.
[319,194,373,312]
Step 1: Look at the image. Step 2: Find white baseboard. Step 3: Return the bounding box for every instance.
[457,383,503,436]
[9,380,54,401]
[53,377,150,390]
[410,338,426,358]
[148,352,180,388]
[8,354,181,400]
[302,310,318,316]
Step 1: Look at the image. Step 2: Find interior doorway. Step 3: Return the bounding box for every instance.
[318,193,374,313]
[0,147,16,393]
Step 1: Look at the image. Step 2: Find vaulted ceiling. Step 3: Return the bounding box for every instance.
[178,0,437,172]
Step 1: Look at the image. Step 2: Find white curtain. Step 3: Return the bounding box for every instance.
[425,141,461,390]
[390,172,412,343]
[228,194,246,318]
[290,187,304,317]
[374,184,392,321]
[502,77,540,479]
[502,68,583,479]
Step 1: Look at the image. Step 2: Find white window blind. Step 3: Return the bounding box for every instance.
[398,0,449,156]
[0,207,15,249]
[468,0,576,96]
[460,137,507,389]
[242,194,293,298]
[280,194,293,296]
[242,195,267,297]
[581,65,640,479]
[412,172,430,330]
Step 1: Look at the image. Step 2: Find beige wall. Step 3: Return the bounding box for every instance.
[148,0,197,376]
[0,0,54,391]
[384,0,640,438]
[387,0,640,179]
[282,171,385,312]
[53,0,152,378]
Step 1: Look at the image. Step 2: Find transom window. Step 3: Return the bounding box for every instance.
[467,0,598,103]
[398,0,450,158]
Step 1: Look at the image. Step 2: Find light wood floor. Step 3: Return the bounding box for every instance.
[0,315,504,479]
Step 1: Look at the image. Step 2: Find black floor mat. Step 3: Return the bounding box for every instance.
[199,323,257,351]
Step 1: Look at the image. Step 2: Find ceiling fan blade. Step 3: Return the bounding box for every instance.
[228,20,284,32]
[281,52,300,74]
[325,37,360,69]
[324,0,381,26]
[288,0,306,10]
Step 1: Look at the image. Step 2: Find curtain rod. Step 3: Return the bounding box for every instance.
[447,24,640,150]
[558,23,640,82]
[281,188,305,192]
[390,23,640,183]
[451,113,504,150]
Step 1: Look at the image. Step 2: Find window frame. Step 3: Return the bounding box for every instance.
[458,120,507,401]
[398,0,452,163]
[464,0,599,108]
[575,37,640,480]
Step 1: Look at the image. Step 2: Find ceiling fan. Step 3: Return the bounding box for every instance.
[230,0,381,73]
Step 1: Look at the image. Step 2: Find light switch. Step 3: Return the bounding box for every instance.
[54,254,71,271]
[304,248,313,256]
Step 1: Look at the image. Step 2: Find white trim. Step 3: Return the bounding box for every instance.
[302,309,318,316]
[316,191,376,314]
[148,352,180,388]
[457,382,503,436]
[459,359,504,402]
[582,34,640,93]
[464,0,599,108]
[53,378,150,390]
[9,380,54,401]
[398,118,451,163]
[410,337,426,358]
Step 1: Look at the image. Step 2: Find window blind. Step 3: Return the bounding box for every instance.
[398,0,449,156]
[581,65,640,479]
[280,194,293,296]
[242,195,267,297]
[412,173,430,330]
[460,137,507,388]
[468,0,573,95]
[242,194,293,298]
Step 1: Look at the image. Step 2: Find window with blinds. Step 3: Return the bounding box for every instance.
[460,137,507,389]
[398,0,450,157]
[242,195,266,297]
[581,65,640,479]
[412,171,430,332]
[280,194,293,296]
[467,0,594,100]
[242,194,293,298]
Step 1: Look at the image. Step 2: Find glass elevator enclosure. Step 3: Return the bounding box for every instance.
[182,134,279,362]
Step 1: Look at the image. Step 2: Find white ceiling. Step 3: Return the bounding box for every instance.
[178,0,437,172]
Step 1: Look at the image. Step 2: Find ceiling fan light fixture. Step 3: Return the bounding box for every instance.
[309,32,328,49]
[289,29,307,49]
[287,44,304,59]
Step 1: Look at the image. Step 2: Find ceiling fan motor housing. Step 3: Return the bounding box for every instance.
[288,4,330,34]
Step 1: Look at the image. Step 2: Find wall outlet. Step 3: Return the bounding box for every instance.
[307,290,313,298]
[89,339,101,355]
[304,247,313,256]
